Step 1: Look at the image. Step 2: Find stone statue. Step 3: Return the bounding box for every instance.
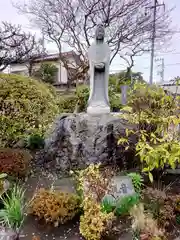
[87,24,111,115]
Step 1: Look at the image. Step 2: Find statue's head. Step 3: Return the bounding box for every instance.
[95,24,105,41]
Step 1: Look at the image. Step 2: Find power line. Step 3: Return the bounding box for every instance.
[143,62,180,69]
[165,63,180,66]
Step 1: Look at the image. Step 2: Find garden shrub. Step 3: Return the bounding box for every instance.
[74,164,114,202]
[75,85,89,112]
[30,188,80,226]
[26,134,45,150]
[119,83,180,181]
[114,193,140,216]
[80,196,114,240]
[0,148,32,178]
[72,164,115,240]
[58,95,78,113]
[142,187,177,228]
[33,62,58,84]
[130,203,164,240]
[0,73,60,147]
[75,82,122,112]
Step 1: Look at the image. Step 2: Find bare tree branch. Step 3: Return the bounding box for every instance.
[0,22,44,72]
[14,0,173,78]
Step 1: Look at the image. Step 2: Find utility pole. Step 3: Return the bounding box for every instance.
[149,0,165,85]
[41,30,46,81]
[155,58,165,82]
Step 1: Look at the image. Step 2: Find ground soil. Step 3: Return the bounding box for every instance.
[20,170,82,240]
[18,166,180,240]
[19,169,133,240]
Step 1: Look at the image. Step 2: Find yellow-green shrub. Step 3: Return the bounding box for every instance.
[73,164,114,240]
[75,84,122,112]
[80,196,114,240]
[0,73,60,147]
[120,83,180,181]
[30,188,80,225]
[58,95,78,113]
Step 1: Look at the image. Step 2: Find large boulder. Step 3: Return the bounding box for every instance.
[43,113,137,173]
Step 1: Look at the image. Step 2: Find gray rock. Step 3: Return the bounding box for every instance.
[0,228,18,240]
[13,139,26,148]
[42,113,137,173]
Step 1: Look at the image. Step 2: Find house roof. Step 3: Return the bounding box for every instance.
[159,81,178,86]
[10,50,81,65]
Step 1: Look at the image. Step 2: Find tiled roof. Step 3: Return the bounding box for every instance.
[10,51,80,65]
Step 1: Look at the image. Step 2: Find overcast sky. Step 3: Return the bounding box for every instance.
[0,0,180,82]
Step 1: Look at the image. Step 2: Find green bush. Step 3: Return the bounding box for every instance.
[75,85,89,112]
[58,95,78,113]
[75,83,122,112]
[120,83,180,181]
[33,62,58,84]
[101,193,140,216]
[0,73,60,147]
[26,134,45,149]
[115,193,140,216]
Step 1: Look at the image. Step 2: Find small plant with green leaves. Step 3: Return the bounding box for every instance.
[101,193,140,216]
[128,173,144,194]
[115,193,140,216]
[26,134,45,149]
[0,185,26,233]
[101,195,116,214]
[176,214,180,225]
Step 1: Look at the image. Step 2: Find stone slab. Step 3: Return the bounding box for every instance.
[111,175,135,199]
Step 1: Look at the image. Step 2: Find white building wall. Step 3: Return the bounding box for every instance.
[9,61,68,84]
[55,61,68,84]
[161,85,180,95]
[10,63,29,75]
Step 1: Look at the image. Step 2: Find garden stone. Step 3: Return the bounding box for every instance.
[118,232,132,240]
[121,85,129,105]
[111,175,135,199]
[13,139,26,148]
[43,113,137,173]
[0,228,18,240]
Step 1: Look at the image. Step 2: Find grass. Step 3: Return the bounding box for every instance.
[0,185,25,232]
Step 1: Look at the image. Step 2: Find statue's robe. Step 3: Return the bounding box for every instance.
[88,40,110,109]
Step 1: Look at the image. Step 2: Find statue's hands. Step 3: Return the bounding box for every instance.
[95,62,105,70]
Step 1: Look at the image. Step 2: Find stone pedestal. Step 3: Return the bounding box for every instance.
[43,113,137,173]
[87,104,110,115]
